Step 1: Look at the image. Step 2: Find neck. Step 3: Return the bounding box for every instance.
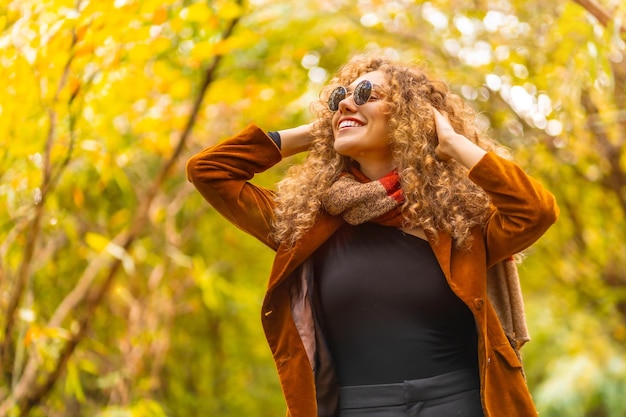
[355,159,396,180]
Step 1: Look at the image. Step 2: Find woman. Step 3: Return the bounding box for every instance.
[187,55,558,417]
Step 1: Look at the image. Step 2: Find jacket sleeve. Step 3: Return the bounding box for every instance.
[186,123,282,250]
[468,152,559,267]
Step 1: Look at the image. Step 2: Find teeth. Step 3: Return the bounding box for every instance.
[339,120,363,129]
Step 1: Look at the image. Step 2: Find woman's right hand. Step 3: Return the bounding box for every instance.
[278,122,315,157]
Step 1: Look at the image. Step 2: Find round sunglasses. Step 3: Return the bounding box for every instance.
[328,79,374,112]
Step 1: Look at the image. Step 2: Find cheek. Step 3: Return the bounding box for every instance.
[330,115,340,135]
[373,115,390,135]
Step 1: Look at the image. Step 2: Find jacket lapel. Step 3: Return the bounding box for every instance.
[268,214,344,292]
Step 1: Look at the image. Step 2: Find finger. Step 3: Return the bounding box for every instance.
[432,107,450,124]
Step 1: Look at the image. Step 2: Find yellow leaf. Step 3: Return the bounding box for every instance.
[75,23,89,42]
[135,117,162,133]
[73,188,84,208]
[169,16,184,32]
[128,42,153,62]
[190,41,214,61]
[66,361,87,403]
[85,232,109,252]
[151,36,172,54]
[217,2,243,20]
[68,75,81,97]
[169,78,191,100]
[43,327,70,340]
[185,2,211,23]
[211,39,233,56]
[74,41,95,58]
[23,326,41,347]
[152,6,168,25]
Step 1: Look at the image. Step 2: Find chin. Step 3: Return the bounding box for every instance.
[333,142,355,157]
[333,135,358,152]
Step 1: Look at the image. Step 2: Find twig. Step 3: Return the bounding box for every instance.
[571,0,625,33]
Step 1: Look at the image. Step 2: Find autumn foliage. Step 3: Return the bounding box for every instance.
[0,0,625,416]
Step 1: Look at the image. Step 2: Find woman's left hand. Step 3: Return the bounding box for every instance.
[433,108,487,169]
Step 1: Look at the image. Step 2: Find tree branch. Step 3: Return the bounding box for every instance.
[580,89,626,214]
[571,0,626,33]
[0,23,79,381]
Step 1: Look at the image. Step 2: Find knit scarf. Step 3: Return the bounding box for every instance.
[322,166,531,356]
[322,166,406,227]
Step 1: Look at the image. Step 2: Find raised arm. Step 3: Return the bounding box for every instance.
[186,122,317,250]
[433,108,487,169]
[276,122,315,157]
[186,124,283,249]
[433,108,559,265]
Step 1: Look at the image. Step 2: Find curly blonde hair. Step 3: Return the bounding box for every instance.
[272,54,508,248]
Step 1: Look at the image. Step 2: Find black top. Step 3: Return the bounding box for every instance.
[313,222,478,386]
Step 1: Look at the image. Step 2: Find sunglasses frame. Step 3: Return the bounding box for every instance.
[328,79,374,112]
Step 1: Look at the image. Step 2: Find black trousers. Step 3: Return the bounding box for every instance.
[337,369,485,417]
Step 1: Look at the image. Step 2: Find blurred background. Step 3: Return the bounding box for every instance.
[0,0,625,415]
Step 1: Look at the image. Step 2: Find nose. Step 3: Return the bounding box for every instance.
[337,93,357,112]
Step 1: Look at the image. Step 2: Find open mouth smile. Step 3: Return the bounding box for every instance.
[338,119,365,130]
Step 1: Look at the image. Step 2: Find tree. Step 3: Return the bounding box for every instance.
[0,0,624,416]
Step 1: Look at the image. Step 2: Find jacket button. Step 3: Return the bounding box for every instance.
[473,298,484,310]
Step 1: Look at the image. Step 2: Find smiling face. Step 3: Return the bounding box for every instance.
[330,70,394,179]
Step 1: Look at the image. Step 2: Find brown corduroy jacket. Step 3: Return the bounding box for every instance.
[186,124,559,417]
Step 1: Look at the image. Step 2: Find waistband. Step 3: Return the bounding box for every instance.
[338,368,480,409]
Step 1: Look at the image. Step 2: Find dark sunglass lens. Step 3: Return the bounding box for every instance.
[328,86,347,111]
[353,80,373,105]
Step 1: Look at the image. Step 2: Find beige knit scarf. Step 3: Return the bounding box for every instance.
[322,166,530,357]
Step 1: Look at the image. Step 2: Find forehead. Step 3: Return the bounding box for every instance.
[349,70,386,88]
